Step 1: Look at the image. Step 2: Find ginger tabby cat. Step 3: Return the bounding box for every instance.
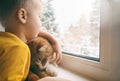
[26,37,57,81]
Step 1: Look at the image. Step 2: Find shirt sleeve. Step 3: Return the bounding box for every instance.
[0,45,30,81]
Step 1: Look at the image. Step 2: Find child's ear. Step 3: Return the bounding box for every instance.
[17,8,27,24]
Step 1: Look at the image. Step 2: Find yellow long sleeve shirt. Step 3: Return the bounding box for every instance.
[0,32,30,81]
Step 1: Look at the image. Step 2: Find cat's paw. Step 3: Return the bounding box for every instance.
[46,64,57,77]
[47,70,57,77]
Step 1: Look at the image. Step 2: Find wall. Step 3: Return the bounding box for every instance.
[110,0,120,80]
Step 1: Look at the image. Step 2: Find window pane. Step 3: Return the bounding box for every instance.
[41,0,100,59]
[0,24,4,31]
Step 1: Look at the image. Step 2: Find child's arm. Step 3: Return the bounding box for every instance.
[38,31,62,64]
[37,77,71,81]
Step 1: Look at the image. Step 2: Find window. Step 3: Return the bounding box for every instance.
[41,0,100,61]
[0,24,4,31]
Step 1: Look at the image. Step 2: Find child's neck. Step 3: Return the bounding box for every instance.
[5,28,27,43]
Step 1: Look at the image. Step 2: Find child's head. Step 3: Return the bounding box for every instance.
[0,0,43,41]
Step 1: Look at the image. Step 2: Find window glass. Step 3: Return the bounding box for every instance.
[41,0,100,60]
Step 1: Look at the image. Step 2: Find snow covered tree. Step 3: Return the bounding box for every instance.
[41,0,59,36]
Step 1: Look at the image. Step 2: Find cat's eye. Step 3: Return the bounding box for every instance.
[39,57,42,61]
[42,58,47,66]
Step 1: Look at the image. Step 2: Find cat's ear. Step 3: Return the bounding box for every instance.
[38,45,48,52]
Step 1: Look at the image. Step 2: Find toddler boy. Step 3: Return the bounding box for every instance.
[0,0,68,81]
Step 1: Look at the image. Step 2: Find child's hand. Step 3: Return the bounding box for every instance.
[51,40,62,64]
[37,77,71,81]
[38,31,62,64]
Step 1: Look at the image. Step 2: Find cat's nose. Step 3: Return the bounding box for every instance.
[43,65,46,69]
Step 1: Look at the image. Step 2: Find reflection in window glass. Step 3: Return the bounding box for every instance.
[41,0,100,59]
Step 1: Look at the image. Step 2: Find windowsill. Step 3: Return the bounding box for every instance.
[56,66,95,81]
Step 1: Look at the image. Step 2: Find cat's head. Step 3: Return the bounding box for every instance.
[28,37,54,70]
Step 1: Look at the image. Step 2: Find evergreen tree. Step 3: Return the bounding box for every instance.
[41,0,58,35]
